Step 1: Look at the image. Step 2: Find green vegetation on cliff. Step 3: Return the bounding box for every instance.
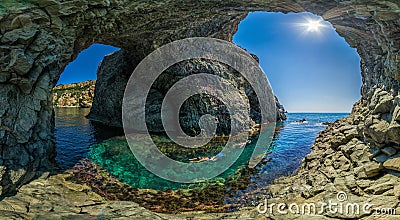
[52,80,96,108]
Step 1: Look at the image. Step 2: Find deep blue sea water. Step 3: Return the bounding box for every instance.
[54,108,124,170]
[253,112,348,187]
[55,109,348,188]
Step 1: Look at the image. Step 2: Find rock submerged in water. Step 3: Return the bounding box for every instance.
[383,158,400,172]
[69,157,260,213]
[294,118,307,123]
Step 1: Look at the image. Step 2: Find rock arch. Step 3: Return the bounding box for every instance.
[0,0,399,198]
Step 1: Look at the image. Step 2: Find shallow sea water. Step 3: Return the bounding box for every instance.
[55,109,348,204]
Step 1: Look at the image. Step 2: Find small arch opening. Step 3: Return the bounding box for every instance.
[53,43,120,170]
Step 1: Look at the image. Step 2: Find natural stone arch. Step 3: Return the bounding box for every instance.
[0,0,399,199]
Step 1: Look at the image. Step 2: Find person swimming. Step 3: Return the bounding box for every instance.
[189,152,225,162]
[189,156,215,162]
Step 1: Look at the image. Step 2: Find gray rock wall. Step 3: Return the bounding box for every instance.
[0,0,399,202]
[87,50,136,126]
[88,51,287,133]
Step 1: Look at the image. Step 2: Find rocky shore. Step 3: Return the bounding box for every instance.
[262,90,400,219]
[1,97,398,219]
[0,170,263,219]
[0,0,399,219]
[52,80,96,108]
[0,92,399,219]
[0,102,400,220]
[0,171,172,219]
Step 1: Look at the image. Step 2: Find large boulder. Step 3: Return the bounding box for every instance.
[88,51,286,135]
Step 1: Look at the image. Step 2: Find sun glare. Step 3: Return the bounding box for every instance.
[306,19,324,32]
[294,14,329,36]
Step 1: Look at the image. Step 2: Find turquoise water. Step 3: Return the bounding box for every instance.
[87,135,260,190]
[55,110,348,190]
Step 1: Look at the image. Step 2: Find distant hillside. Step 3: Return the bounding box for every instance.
[52,80,96,108]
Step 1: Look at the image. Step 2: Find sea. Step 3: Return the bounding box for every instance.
[55,108,348,191]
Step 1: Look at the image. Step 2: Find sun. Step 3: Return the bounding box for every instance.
[291,13,333,37]
[305,19,324,32]
[294,15,329,36]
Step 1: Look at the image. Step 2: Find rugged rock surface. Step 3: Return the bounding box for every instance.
[275,96,287,121]
[87,50,136,127]
[52,80,95,108]
[89,55,286,135]
[262,97,400,219]
[0,170,266,219]
[0,0,399,219]
[0,172,173,219]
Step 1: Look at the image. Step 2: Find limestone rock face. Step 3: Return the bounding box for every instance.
[88,52,286,134]
[0,1,399,215]
[52,80,95,108]
[87,50,137,126]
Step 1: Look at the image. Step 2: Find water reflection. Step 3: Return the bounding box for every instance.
[54,107,123,170]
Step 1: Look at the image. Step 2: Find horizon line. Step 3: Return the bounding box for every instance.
[287,111,350,114]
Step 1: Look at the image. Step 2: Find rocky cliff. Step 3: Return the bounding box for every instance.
[0,0,399,219]
[88,51,287,134]
[52,80,95,108]
[261,91,400,219]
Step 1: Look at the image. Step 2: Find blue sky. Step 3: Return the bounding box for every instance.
[58,12,361,113]
[233,12,361,113]
[57,44,119,85]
